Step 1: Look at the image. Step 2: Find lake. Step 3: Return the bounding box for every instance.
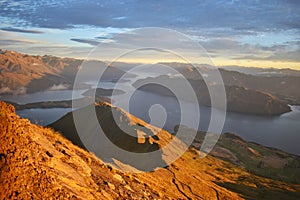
[114,90,300,156]
[1,79,300,155]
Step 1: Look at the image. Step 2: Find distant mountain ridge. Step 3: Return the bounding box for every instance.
[133,75,291,115]
[222,65,300,77]
[160,62,300,105]
[0,49,129,94]
[1,50,299,106]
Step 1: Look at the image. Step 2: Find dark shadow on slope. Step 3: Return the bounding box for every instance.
[26,73,70,93]
[49,103,166,171]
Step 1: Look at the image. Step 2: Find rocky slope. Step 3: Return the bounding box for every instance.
[1,101,300,199]
[0,101,164,199]
[0,101,239,199]
[50,102,300,199]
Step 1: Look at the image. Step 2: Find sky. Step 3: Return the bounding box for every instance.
[0,0,300,69]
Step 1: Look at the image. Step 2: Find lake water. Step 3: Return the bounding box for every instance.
[1,79,300,155]
[0,89,86,104]
[17,108,73,125]
[114,90,300,155]
[0,89,85,125]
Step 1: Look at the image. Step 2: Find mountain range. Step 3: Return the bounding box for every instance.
[2,50,299,116]
[0,49,130,94]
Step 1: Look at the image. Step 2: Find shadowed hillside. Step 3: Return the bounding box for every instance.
[50,102,177,171]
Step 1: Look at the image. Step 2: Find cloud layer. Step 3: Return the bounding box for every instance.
[1,0,299,31]
[0,0,299,68]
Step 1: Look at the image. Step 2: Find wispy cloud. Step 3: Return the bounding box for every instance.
[70,38,101,46]
[234,47,300,62]
[0,27,44,34]
[0,39,38,45]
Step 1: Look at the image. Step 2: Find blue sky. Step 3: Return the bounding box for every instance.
[0,0,299,69]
